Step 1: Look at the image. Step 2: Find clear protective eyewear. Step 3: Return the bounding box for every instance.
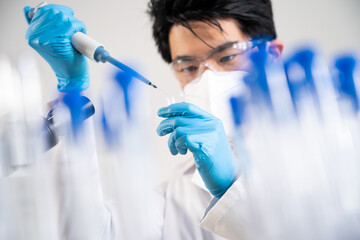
[171,39,266,84]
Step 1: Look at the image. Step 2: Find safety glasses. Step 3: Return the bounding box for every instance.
[171,39,266,84]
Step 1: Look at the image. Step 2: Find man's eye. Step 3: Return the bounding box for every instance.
[219,55,236,63]
[180,65,198,73]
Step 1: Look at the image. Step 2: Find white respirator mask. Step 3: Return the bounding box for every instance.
[182,70,248,137]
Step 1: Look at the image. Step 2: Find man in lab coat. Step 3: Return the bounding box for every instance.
[148,0,283,239]
[23,0,282,239]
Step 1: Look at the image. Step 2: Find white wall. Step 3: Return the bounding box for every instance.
[1,0,359,183]
[272,0,360,58]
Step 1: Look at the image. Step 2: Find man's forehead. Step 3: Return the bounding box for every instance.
[187,21,227,41]
[169,19,248,60]
[172,20,234,44]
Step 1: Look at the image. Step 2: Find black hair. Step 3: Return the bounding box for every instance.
[147,0,277,63]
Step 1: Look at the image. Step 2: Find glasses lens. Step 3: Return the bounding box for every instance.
[172,59,201,84]
[212,45,251,71]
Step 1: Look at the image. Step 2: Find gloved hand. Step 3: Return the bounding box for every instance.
[157,102,239,198]
[23,4,89,92]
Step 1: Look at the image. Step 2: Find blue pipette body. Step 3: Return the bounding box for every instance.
[93,46,157,88]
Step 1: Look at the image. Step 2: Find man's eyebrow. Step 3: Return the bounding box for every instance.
[210,41,238,55]
[172,41,239,63]
[172,55,197,63]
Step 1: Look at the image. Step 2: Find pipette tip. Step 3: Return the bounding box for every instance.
[149,82,158,88]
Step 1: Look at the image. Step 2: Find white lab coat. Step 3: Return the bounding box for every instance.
[42,117,231,239]
[154,159,226,240]
[200,178,247,240]
[53,132,228,239]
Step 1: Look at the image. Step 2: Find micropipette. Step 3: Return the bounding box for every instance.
[28,2,158,89]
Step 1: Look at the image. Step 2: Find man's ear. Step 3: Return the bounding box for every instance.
[268,39,284,60]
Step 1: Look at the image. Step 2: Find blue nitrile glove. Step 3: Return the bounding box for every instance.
[23,4,89,92]
[157,102,239,199]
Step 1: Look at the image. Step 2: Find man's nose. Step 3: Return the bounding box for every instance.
[199,62,213,76]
